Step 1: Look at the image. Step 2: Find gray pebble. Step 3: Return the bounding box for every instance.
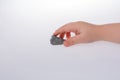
[50,35,65,45]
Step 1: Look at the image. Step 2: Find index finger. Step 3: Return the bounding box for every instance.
[53,22,77,35]
[53,25,66,36]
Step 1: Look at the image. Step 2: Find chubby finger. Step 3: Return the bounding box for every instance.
[53,22,77,36]
[53,24,67,36]
[53,28,65,36]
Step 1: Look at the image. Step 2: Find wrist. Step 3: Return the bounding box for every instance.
[94,25,105,41]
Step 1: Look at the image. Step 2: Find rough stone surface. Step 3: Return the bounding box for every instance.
[50,35,65,45]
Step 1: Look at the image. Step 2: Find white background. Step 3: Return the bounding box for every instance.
[0,0,120,80]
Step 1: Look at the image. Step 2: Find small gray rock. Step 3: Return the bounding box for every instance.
[50,35,65,45]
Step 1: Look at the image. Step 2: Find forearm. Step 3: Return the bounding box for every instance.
[97,23,120,43]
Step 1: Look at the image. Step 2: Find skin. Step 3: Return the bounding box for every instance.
[53,21,120,47]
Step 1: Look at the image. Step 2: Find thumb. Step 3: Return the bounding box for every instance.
[63,35,80,47]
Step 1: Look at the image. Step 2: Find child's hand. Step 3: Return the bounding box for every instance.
[53,21,100,47]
